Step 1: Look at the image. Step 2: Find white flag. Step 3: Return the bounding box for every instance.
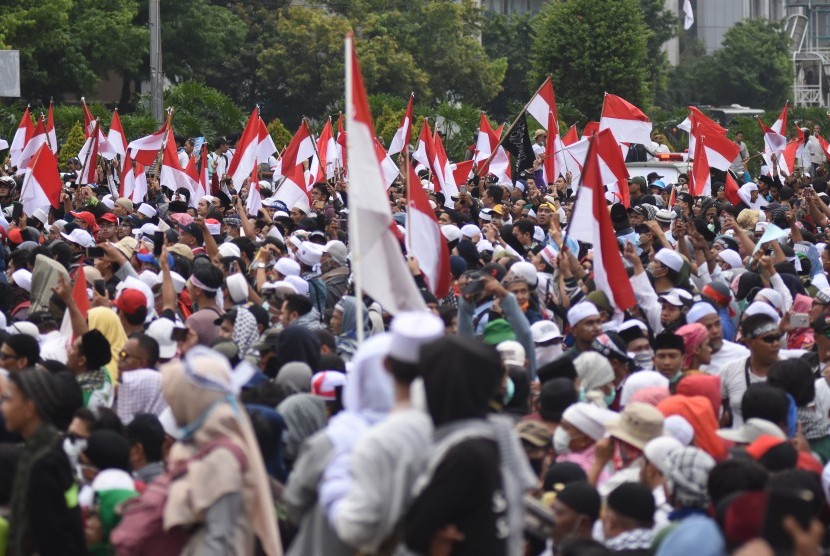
[683,0,694,30]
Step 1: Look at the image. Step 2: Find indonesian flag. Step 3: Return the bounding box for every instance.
[77,120,101,185]
[257,116,277,164]
[108,109,128,164]
[184,153,203,206]
[10,107,34,168]
[582,121,600,138]
[246,164,262,216]
[771,102,789,135]
[595,129,631,207]
[273,123,314,212]
[160,129,197,198]
[562,125,579,146]
[527,77,558,130]
[315,119,337,182]
[567,134,635,312]
[346,33,426,314]
[120,156,147,203]
[128,123,168,167]
[81,98,96,138]
[691,124,740,171]
[474,114,510,185]
[59,266,90,349]
[543,110,567,185]
[16,116,48,172]
[560,137,590,185]
[433,130,459,203]
[757,116,788,175]
[46,102,57,153]
[599,93,652,145]
[406,161,450,298]
[412,119,438,188]
[227,108,261,189]
[373,137,400,189]
[782,137,802,175]
[668,185,677,208]
[690,133,712,197]
[724,172,742,206]
[20,143,62,217]
[453,159,474,186]
[387,93,414,156]
[336,113,347,177]
[683,0,694,30]
[817,134,830,162]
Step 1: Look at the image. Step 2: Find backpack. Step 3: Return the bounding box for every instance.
[110,438,248,556]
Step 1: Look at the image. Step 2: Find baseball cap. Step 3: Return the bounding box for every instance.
[145,318,181,359]
[658,288,693,308]
[114,288,147,315]
[60,228,95,248]
[311,371,347,400]
[531,320,563,344]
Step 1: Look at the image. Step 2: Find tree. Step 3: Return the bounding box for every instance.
[639,0,677,101]
[531,0,650,120]
[482,12,535,120]
[59,122,85,167]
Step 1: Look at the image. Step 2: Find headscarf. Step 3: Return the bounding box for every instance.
[88,307,128,383]
[161,347,282,555]
[663,446,716,509]
[675,323,709,369]
[276,393,327,462]
[29,254,70,314]
[788,294,815,350]
[658,395,727,461]
[116,369,166,425]
[335,296,369,340]
[274,362,312,396]
[245,404,288,483]
[631,386,670,407]
[319,334,395,523]
[573,352,614,392]
[232,306,259,359]
[676,373,722,418]
[620,371,669,408]
[273,326,320,372]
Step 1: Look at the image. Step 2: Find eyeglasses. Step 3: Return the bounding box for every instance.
[758,334,782,344]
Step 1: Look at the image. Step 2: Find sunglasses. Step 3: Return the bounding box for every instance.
[758,334,782,344]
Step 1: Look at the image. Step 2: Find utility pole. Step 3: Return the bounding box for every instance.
[149,0,163,123]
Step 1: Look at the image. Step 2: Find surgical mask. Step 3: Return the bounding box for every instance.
[63,436,87,484]
[604,388,617,408]
[535,343,563,366]
[553,426,572,455]
[633,350,654,370]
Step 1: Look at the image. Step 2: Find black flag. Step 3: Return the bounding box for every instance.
[503,113,535,177]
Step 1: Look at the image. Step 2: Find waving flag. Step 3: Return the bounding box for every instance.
[433,130,459,202]
[567,134,635,312]
[406,161,450,298]
[599,93,652,145]
[77,120,101,185]
[120,157,147,203]
[46,102,57,153]
[374,138,400,190]
[20,143,62,217]
[757,115,789,175]
[128,123,168,167]
[160,129,198,198]
[315,119,337,182]
[108,109,128,163]
[771,102,789,135]
[527,77,558,130]
[273,123,315,212]
[227,108,261,189]
[17,116,48,172]
[595,129,631,207]
[346,33,426,314]
[724,172,742,206]
[10,107,34,169]
[683,0,694,29]
[690,133,712,197]
[474,114,511,185]
[387,93,414,156]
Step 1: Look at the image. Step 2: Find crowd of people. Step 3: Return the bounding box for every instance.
[0,124,829,556]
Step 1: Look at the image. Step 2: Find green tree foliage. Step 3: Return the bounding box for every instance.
[267,118,293,151]
[531,0,650,120]
[159,82,245,138]
[639,0,677,101]
[668,19,791,109]
[482,12,535,120]
[58,122,85,167]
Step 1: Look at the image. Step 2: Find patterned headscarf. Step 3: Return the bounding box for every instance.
[232,306,259,359]
[665,446,715,508]
[675,323,709,369]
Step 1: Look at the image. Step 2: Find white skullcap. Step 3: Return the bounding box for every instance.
[507,261,538,287]
[654,248,684,272]
[138,270,158,290]
[154,271,186,294]
[744,301,781,324]
[563,403,618,441]
[6,321,38,339]
[441,224,462,243]
[567,302,599,326]
[497,340,526,367]
[686,302,718,324]
[262,280,298,294]
[297,241,323,267]
[533,226,545,243]
[285,275,309,296]
[460,224,480,239]
[201,195,215,203]
[755,288,783,312]
[275,257,301,277]
[217,242,242,259]
[574,351,615,391]
[476,240,495,254]
[101,198,115,210]
[32,208,48,226]
[644,436,684,476]
[619,370,669,408]
[664,415,694,446]
[137,204,157,218]
[718,249,743,270]
[11,269,31,293]
[226,273,249,304]
[389,311,445,364]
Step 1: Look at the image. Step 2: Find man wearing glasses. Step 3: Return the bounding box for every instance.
[0,334,40,373]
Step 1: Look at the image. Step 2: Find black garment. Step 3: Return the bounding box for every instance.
[273,325,321,371]
[405,438,506,556]
[18,443,85,555]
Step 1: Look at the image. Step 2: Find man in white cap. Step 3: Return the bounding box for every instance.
[531,320,564,366]
[320,240,350,312]
[625,244,689,333]
[331,312,444,554]
[641,436,683,527]
[296,241,327,320]
[562,302,602,362]
[686,301,748,375]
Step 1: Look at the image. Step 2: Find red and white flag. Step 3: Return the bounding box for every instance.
[373,138,400,189]
[582,121,600,138]
[680,106,729,160]
[273,123,314,212]
[724,172,742,206]
[542,110,567,185]
[412,119,438,186]
[817,134,830,162]
[81,98,96,138]
[10,107,34,169]
[59,266,90,347]
[46,102,57,153]
[77,120,101,185]
[346,33,426,314]
[692,124,739,172]
[433,130,459,202]
[127,123,168,167]
[120,156,147,203]
[246,164,262,216]
[315,119,337,182]
[16,116,48,173]
[527,77,558,130]
[771,102,789,135]
[690,133,712,197]
[567,134,635,312]
[108,109,128,164]
[336,113,347,178]
[257,116,277,164]
[562,125,579,146]
[452,159,474,186]
[406,161,450,298]
[387,93,414,156]
[474,114,510,185]
[227,108,261,189]
[594,129,631,207]
[160,129,198,198]
[599,93,653,145]
[20,143,62,217]
[757,115,788,175]
[197,144,209,201]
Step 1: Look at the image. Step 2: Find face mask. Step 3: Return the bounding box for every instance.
[553,426,572,455]
[633,350,654,370]
[503,377,515,405]
[535,344,563,366]
[604,388,617,408]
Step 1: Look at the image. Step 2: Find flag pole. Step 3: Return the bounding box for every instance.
[302,117,324,168]
[345,33,365,346]
[561,134,595,249]
[474,76,550,177]
[154,107,174,182]
[45,100,55,153]
[19,143,46,206]
[405,150,413,255]
[79,119,99,184]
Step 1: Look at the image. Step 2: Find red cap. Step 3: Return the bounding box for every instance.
[745,434,786,460]
[97,213,117,223]
[7,228,22,244]
[70,211,97,230]
[114,289,146,315]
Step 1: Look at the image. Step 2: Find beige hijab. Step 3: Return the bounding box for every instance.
[161,347,282,555]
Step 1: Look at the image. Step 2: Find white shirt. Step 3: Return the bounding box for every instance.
[701,340,749,376]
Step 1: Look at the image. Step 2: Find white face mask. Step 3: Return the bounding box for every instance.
[633,350,655,370]
[553,426,572,455]
[535,343,563,366]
